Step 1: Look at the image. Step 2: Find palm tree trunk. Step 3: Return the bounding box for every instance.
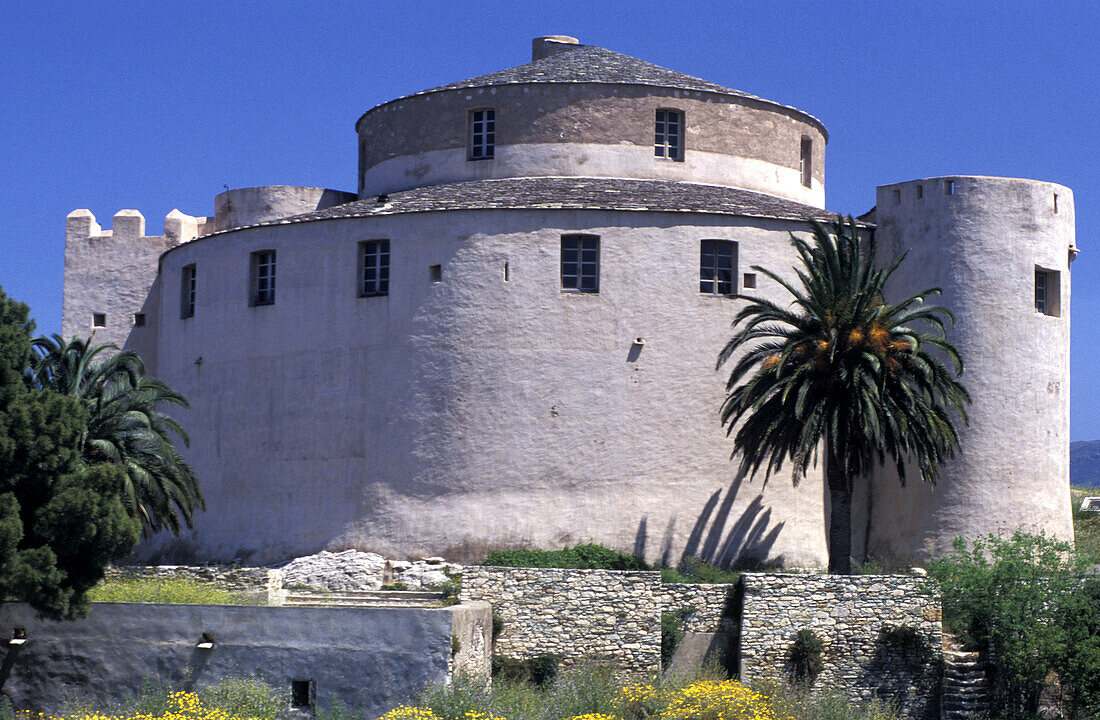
[826,449,852,574]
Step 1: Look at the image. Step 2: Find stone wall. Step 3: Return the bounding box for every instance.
[657,583,737,633]
[739,574,942,720]
[105,565,283,604]
[460,566,663,674]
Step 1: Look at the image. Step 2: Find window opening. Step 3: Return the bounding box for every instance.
[800,137,813,187]
[946,180,955,196]
[469,109,495,160]
[561,235,599,292]
[291,680,314,708]
[430,264,442,282]
[917,184,924,199]
[181,264,196,318]
[503,261,511,282]
[892,189,901,204]
[654,110,683,161]
[1035,267,1060,317]
[359,240,390,297]
[743,272,757,289]
[250,250,276,306]
[133,313,146,327]
[1054,193,1059,214]
[700,240,737,296]
[92,313,106,328]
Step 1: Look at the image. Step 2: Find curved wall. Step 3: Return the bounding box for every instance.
[863,176,1075,563]
[148,210,828,568]
[357,84,826,207]
[214,186,356,232]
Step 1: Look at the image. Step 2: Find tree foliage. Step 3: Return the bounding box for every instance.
[717,218,969,572]
[31,334,203,535]
[0,286,140,619]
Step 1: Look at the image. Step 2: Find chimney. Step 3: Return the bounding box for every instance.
[532,36,580,61]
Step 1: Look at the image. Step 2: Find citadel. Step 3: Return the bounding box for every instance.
[62,36,1075,569]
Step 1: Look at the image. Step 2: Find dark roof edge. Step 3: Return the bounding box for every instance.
[354,80,828,142]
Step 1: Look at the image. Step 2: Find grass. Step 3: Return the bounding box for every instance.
[1071,486,1100,564]
[87,577,261,605]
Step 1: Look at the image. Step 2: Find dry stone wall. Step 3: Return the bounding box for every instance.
[460,567,664,674]
[739,574,942,720]
[106,565,282,602]
[656,583,738,633]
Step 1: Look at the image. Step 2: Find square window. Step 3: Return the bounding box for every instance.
[359,240,390,297]
[250,250,276,306]
[700,240,737,296]
[743,272,757,289]
[181,264,196,318]
[133,313,146,327]
[468,109,495,160]
[654,109,684,161]
[1035,267,1060,317]
[561,235,599,293]
[92,313,106,328]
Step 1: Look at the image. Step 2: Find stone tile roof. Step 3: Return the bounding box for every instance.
[366,44,825,136]
[219,178,844,232]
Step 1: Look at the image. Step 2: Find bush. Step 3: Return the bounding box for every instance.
[659,557,741,584]
[661,607,693,668]
[877,625,931,666]
[786,629,824,687]
[491,654,560,687]
[87,577,258,605]
[482,544,647,571]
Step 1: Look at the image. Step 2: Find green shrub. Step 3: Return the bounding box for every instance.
[491,613,505,642]
[877,624,931,667]
[787,628,824,687]
[757,680,901,720]
[660,556,742,584]
[440,574,462,606]
[381,581,409,591]
[1071,486,1100,565]
[491,654,560,687]
[481,544,647,570]
[87,577,258,605]
[199,676,288,720]
[661,606,694,668]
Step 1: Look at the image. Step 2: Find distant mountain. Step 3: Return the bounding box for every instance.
[1071,440,1100,488]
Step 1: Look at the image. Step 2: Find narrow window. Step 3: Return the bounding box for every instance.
[291,680,314,708]
[92,313,106,328]
[503,261,511,282]
[429,264,442,282]
[250,250,276,306]
[1035,267,1060,317]
[654,109,684,161]
[133,313,146,327]
[743,272,757,289]
[892,189,901,204]
[359,240,390,297]
[561,235,599,293]
[468,109,495,160]
[700,240,737,296]
[181,263,196,318]
[917,184,924,199]
[946,180,955,196]
[1053,193,1059,214]
[799,137,813,188]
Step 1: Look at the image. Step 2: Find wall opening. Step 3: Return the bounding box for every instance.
[743,272,757,289]
[92,313,106,328]
[430,264,442,283]
[946,180,955,196]
[503,261,510,282]
[916,184,923,199]
[1054,193,1059,214]
[892,189,901,204]
[291,679,314,708]
[1035,267,1061,317]
[133,313,146,327]
[799,136,812,188]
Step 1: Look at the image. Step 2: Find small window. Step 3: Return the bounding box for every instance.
[359,240,390,297]
[799,137,813,188]
[181,264,196,318]
[892,189,901,204]
[503,261,511,282]
[250,250,276,306]
[946,180,955,196]
[133,313,146,327]
[1053,193,1059,214]
[561,235,599,293]
[429,264,442,282]
[654,110,683,161]
[743,272,757,289]
[92,313,106,328]
[468,109,495,160]
[291,679,314,708]
[917,184,924,199]
[1035,267,1060,317]
[700,240,737,296]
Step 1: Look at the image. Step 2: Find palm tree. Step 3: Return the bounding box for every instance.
[718,218,969,573]
[31,334,204,535]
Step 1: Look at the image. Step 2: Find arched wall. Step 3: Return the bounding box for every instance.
[147,210,828,567]
[357,85,826,207]
[863,176,1075,564]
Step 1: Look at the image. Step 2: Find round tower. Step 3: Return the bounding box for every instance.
[865,176,1075,563]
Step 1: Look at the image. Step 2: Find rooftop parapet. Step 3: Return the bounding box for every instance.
[65,208,210,245]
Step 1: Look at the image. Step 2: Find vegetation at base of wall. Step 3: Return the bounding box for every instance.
[927,531,1100,719]
[411,661,897,720]
[786,629,824,687]
[381,582,410,591]
[481,544,647,571]
[87,576,260,605]
[659,557,742,584]
[660,607,693,668]
[1071,486,1100,564]
[491,654,560,687]
[876,625,931,667]
[440,571,461,606]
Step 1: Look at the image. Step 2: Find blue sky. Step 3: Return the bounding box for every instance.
[1,1,1096,437]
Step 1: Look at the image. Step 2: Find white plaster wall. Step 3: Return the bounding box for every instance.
[361,144,823,208]
[864,176,1074,563]
[144,210,828,568]
[214,186,356,232]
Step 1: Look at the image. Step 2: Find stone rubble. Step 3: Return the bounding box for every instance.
[280,550,461,591]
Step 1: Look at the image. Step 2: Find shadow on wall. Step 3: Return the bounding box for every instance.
[636,475,785,570]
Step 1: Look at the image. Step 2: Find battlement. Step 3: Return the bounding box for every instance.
[65,208,214,245]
